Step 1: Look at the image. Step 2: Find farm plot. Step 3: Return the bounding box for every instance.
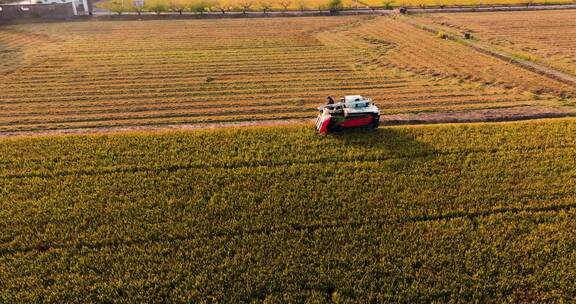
[0,17,574,134]
[427,10,576,76]
[0,119,575,301]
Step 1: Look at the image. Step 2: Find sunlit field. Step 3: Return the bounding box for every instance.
[1,16,574,134]
[1,119,575,301]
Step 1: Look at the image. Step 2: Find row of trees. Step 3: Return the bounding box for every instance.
[98,0,354,15]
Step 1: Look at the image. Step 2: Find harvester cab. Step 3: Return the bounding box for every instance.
[316,95,380,134]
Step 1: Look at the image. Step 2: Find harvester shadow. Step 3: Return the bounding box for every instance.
[326,128,439,212]
[329,127,436,160]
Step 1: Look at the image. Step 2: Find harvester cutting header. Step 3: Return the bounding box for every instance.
[316,95,380,134]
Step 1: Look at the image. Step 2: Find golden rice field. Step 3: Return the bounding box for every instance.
[0,16,575,134]
[1,119,576,301]
[427,10,576,75]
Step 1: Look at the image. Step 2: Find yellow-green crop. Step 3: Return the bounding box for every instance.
[1,119,575,302]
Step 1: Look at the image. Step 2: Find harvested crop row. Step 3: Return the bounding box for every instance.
[0,92,525,117]
[1,16,574,134]
[0,112,313,132]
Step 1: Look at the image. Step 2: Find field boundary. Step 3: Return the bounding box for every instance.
[89,3,576,18]
[2,3,576,24]
[90,4,576,20]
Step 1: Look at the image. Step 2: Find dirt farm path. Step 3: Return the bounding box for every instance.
[2,106,574,138]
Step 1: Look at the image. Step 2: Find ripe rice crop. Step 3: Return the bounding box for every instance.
[0,119,575,301]
[428,10,576,76]
[0,17,574,134]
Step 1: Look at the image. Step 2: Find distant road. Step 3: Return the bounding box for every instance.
[404,3,576,13]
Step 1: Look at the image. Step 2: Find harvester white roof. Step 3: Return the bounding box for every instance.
[344,95,365,103]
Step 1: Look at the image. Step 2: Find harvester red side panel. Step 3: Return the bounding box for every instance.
[340,115,374,128]
[318,115,331,134]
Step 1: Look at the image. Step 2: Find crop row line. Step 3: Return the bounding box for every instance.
[0,79,406,99]
[0,95,522,118]
[0,87,497,107]
[1,73,404,91]
[0,112,312,133]
[3,144,575,180]
[0,97,532,121]
[17,57,349,73]
[3,67,355,85]
[0,83,410,104]
[1,202,574,256]
[5,63,351,79]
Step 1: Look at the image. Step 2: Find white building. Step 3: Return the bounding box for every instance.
[13,0,90,15]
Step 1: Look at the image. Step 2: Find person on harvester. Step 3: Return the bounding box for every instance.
[327,96,335,105]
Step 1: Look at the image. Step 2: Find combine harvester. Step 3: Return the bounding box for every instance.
[316,95,380,134]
